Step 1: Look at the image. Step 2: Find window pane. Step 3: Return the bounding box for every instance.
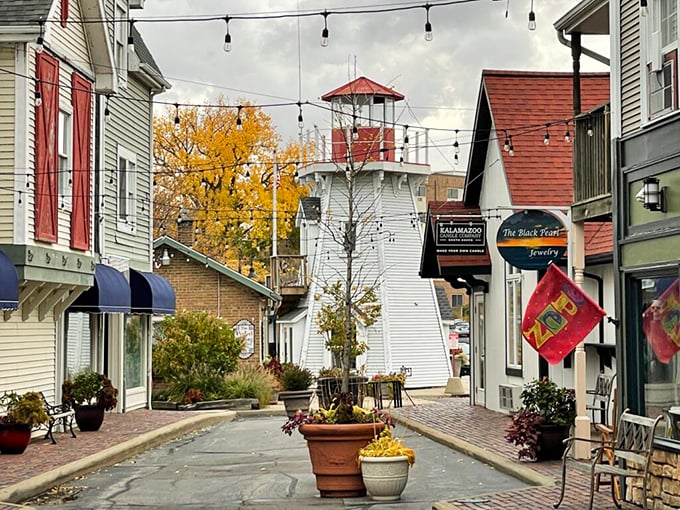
[118,157,127,218]
[124,315,144,388]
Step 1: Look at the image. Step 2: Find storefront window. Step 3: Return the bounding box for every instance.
[636,275,680,433]
[124,315,144,389]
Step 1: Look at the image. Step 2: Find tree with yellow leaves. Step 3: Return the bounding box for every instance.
[153,98,311,278]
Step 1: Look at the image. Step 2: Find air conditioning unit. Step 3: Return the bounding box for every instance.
[499,384,522,412]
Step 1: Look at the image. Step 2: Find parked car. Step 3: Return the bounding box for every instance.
[454,321,469,338]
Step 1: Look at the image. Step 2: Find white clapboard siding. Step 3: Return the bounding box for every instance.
[0,47,15,243]
[51,0,94,78]
[66,312,91,376]
[0,311,57,402]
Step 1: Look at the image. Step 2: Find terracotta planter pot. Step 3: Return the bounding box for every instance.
[74,405,105,431]
[299,421,385,498]
[0,423,32,454]
[359,455,410,501]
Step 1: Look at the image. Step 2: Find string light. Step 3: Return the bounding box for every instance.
[352,116,359,140]
[503,131,510,152]
[34,83,42,107]
[297,101,303,129]
[36,20,44,53]
[173,103,180,130]
[223,16,232,52]
[564,122,571,143]
[528,0,536,31]
[508,136,514,156]
[424,4,433,42]
[104,95,111,123]
[586,116,594,137]
[403,124,409,145]
[640,0,648,16]
[320,11,329,47]
[543,124,550,146]
[453,129,460,154]
[127,20,135,51]
[236,105,243,130]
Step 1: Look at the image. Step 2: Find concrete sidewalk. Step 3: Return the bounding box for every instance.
[0,388,636,509]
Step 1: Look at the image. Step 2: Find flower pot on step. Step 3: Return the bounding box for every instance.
[359,455,410,501]
[279,390,314,418]
[74,404,105,431]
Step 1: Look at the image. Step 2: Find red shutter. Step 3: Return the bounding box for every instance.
[61,0,69,27]
[34,53,59,243]
[70,73,91,251]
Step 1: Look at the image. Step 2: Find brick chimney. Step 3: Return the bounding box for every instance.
[177,208,194,246]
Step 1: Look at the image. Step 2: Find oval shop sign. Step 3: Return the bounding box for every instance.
[496,210,567,270]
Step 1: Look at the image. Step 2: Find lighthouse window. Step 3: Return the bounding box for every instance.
[371,97,386,126]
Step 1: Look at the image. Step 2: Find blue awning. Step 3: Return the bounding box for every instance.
[69,264,131,313]
[0,250,19,310]
[130,269,176,315]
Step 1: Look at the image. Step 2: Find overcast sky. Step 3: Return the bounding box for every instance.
[137,0,609,172]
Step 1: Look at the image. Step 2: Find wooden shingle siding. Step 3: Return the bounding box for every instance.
[620,0,642,136]
[0,48,15,243]
[0,311,57,401]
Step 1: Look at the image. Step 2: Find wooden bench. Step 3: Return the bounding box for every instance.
[39,392,76,444]
[554,409,663,510]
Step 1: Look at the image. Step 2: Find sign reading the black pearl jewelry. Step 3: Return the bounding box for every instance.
[496,210,567,270]
[235,319,255,359]
[435,221,486,255]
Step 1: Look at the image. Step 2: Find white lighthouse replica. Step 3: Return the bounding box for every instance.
[294,77,452,388]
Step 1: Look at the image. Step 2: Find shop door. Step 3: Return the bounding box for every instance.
[473,293,486,406]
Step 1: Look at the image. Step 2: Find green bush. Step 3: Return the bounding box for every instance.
[280,363,314,391]
[153,311,243,381]
[224,365,275,408]
[164,364,229,403]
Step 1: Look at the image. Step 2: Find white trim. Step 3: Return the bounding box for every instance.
[14,44,28,244]
[114,0,128,88]
[505,264,523,371]
[116,145,137,233]
[58,106,73,211]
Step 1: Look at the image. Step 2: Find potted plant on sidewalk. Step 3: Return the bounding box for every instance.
[0,391,49,454]
[504,377,576,461]
[62,370,118,432]
[278,363,315,418]
[358,427,415,501]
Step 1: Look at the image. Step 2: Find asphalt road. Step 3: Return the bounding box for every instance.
[27,415,529,509]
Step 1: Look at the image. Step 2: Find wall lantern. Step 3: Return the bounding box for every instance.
[642,177,666,212]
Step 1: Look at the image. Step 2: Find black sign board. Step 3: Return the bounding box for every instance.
[435,221,486,255]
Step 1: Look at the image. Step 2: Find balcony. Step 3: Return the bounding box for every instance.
[271,254,308,315]
[572,103,611,222]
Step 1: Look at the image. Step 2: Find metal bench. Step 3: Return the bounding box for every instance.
[39,392,76,444]
[554,409,663,510]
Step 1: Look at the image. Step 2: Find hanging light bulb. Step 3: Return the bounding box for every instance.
[454,153,459,165]
[564,122,571,143]
[34,85,42,108]
[586,117,594,137]
[36,21,44,53]
[528,0,536,30]
[104,95,111,123]
[320,11,329,47]
[173,103,180,130]
[403,125,409,145]
[297,102,304,129]
[640,0,648,17]
[223,16,232,52]
[236,105,243,130]
[543,125,550,146]
[503,133,510,152]
[508,136,515,156]
[127,20,135,52]
[424,4,433,42]
[453,129,460,154]
[352,116,359,140]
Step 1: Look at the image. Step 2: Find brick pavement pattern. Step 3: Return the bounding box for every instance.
[394,398,639,509]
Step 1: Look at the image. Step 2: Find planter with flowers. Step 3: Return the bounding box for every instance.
[62,370,118,432]
[278,362,315,418]
[358,427,415,501]
[504,377,576,461]
[0,391,49,454]
[369,373,406,408]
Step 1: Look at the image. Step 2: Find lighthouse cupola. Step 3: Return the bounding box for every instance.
[320,76,405,164]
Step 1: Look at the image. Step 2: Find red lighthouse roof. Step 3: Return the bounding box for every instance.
[321,76,405,101]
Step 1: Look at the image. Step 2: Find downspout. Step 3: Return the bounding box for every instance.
[556,29,610,67]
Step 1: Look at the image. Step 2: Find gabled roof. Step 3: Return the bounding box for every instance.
[297,196,321,223]
[465,70,610,208]
[154,236,281,303]
[321,76,405,102]
[0,0,52,27]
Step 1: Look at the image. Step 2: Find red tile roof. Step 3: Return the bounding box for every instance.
[584,221,613,257]
[483,70,609,208]
[321,76,405,102]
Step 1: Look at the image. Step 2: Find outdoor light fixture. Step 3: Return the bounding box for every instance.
[640,0,648,16]
[161,249,171,266]
[223,17,232,52]
[528,0,536,31]
[642,177,666,212]
[424,4,433,42]
[36,21,45,53]
[127,20,135,52]
[320,11,329,47]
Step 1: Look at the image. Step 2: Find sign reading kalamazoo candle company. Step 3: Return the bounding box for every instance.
[435,221,486,255]
[496,210,567,270]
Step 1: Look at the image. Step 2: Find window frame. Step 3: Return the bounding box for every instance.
[505,263,523,375]
[58,107,72,211]
[114,1,128,85]
[446,187,462,201]
[116,146,137,232]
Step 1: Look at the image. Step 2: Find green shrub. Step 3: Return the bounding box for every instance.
[164,364,229,402]
[153,311,243,381]
[62,370,118,411]
[224,365,275,408]
[280,363,314,391]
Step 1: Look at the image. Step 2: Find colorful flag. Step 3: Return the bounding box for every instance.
[643,280,680,364]
[522,264,606,365]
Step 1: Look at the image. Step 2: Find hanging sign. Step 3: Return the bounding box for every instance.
[235,319,255,359]
[496,210,567,270]
[435,220,486,255]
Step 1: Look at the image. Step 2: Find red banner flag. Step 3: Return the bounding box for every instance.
[642,280,680,364]
[522,264,606,365]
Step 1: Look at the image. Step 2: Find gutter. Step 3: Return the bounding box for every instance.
[557,29,610,66]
